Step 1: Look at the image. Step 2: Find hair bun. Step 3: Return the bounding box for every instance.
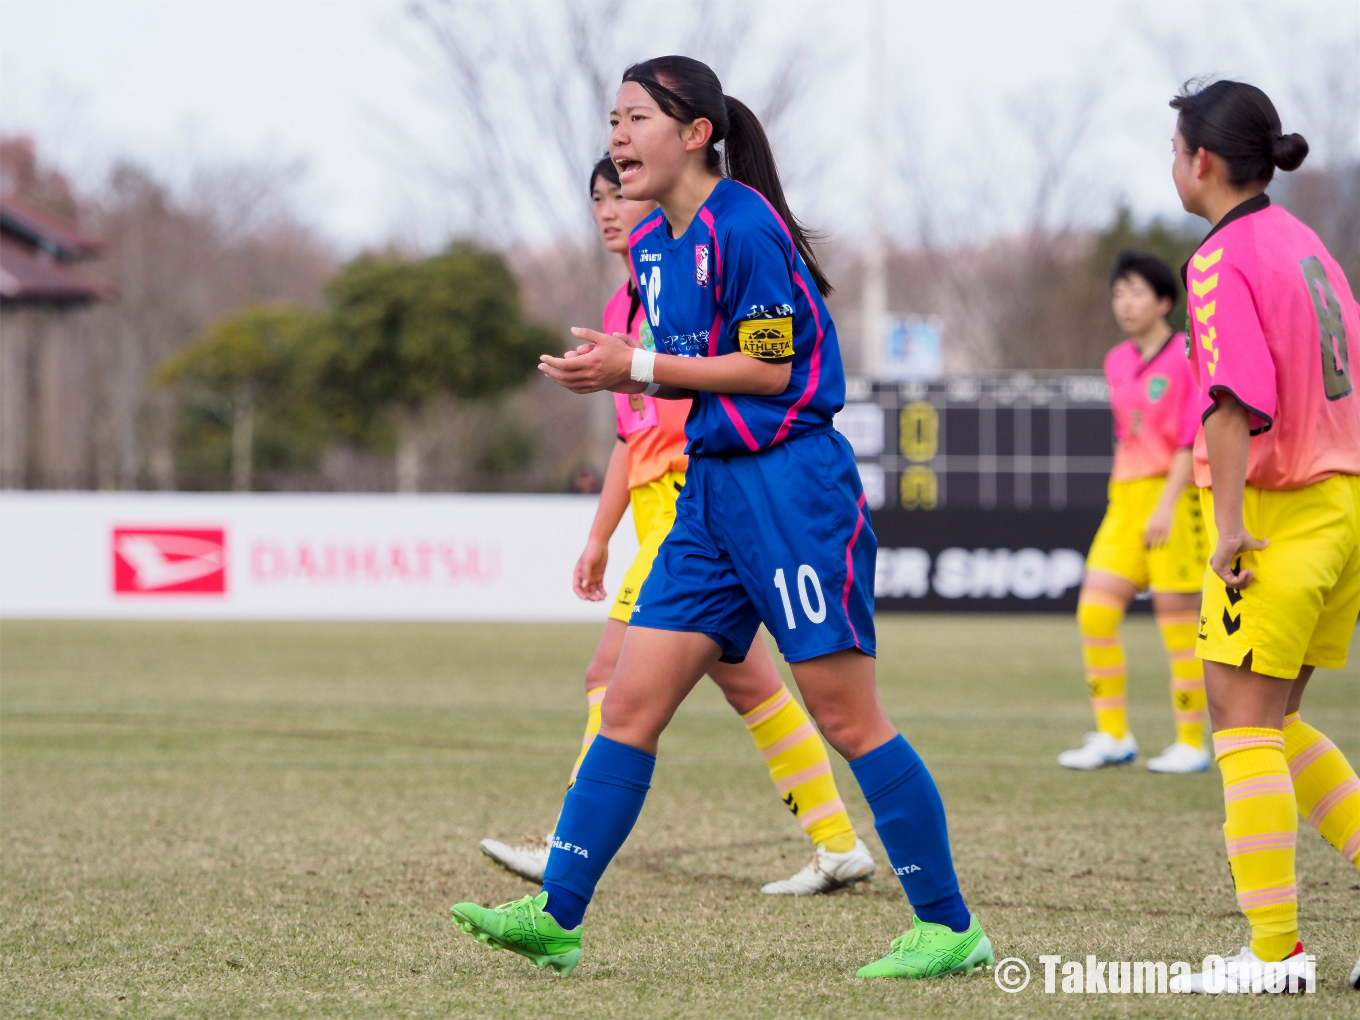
[1272,132,1309,172]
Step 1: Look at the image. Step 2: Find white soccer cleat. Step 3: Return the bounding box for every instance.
[1147,741,1212,773]
[1057,731,1139,770]
[761,838,875,895]
[1169,943,1309,994]
[478,835,551,883]
[1350,950,1360,990]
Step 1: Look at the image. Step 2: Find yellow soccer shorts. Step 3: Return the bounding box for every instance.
[608,470,686,623]
[1086,476,1207,593]
[1198,474,1360,679]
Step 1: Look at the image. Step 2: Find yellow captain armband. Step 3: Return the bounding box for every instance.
[737,316,795,361]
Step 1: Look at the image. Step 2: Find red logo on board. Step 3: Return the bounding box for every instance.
[113,528,227,594]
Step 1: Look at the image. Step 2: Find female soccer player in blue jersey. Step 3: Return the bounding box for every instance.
[450,56,993,980]
[478,155,876,896]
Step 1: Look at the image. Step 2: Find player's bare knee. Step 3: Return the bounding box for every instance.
[584,656,615,693]
[800,705,859,760]
[598,705,665,749]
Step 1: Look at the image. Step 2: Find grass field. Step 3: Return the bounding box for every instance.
[2,617,1357,1019]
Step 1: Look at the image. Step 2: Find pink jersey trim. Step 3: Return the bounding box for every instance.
[734,180,794,245]
[698,208,723,353]
[841,492,867,651]
[728,184,816,447]
[629,211,665,248]
[717,394,761,452]
[771,270,825,445]
[697,207,723,302]
[627,211,665,290]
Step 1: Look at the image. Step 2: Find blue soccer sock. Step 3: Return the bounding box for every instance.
[540,734,655,930]
[849,733,971,933]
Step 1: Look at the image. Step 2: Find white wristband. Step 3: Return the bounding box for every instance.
[643,382,660,396]
[630,348,657,384]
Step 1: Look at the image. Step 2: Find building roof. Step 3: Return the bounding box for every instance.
[0,194,110,306]
[0,233,110,305]
[0,195,103,261]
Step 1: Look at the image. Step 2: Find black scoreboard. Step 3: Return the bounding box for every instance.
[839,375,1119,611]
[835,374,1115,512]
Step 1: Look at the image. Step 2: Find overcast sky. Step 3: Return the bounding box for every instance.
[2,0,1356,252]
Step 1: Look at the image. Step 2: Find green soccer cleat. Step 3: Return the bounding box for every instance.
[450,891,582,975]
[856,915,994,979]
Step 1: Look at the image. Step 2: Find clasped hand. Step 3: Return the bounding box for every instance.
[538,327,642,394]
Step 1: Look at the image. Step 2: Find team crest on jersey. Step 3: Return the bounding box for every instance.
[694,244,709,287]
[639,319,656,352]
[1146,375,1169,402]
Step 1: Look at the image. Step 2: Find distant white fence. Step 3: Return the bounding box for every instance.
[0,492,639,621]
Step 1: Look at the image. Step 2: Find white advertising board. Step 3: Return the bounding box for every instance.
[0,493,639,621]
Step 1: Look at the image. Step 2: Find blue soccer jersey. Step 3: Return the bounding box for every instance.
[628,178,845,457]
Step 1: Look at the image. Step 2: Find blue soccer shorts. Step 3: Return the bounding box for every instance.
[631,429,877,663]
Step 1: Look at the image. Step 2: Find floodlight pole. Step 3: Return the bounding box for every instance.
[860,0,887,382]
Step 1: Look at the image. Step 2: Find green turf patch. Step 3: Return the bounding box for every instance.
[1,618,1356,1018]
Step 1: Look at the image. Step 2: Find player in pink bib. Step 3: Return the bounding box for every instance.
[1163,78,1360,995]
[1058,251,1210,774]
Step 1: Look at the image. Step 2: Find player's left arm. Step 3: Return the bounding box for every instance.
[541,213,800,397]
[573,439,630,601]
[1145,362,1202,548]
[1203,396,1267,587]
[1144,449,1193,549]
[539,331,790,396]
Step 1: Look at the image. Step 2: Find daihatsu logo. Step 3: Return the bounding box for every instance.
[112,528,226,594]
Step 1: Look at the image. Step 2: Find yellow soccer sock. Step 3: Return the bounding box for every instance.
[567,686,608,787]
[1214,728,1299,961]
[1078,592,1128,739]
[1156,609,1206,749]
[742,685,857,852]
[1284,713,1360,869]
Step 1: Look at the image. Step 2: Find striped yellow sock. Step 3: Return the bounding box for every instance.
[742,685,857,853]
[1078,592,1127,739]
[1214,728,1299,962]
[1156,608,1206,749]
[1284,713,1360,869]
[567,686,607,787]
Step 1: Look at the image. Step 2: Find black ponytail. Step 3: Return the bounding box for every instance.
[1170,78,1308,186]
[621,56,832,296]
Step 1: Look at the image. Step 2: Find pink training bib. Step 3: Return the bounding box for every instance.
[614,390,660,436]
[1105,334,1199,482]
[603,280,690,488]
[1186,201,1360,490]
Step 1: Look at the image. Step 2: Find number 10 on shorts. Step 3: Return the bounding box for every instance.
[773,566,827,628]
